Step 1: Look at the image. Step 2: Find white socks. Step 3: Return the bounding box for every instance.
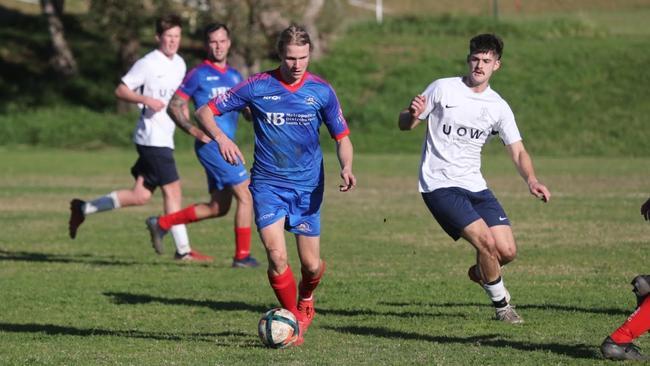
[483,277,508,303]
[170,224,191,255]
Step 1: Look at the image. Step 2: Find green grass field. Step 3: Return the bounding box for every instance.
[1,147,648,365]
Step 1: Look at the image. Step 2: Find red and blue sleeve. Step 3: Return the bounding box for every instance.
[322,86,350,141]
[207,77,253,117]
[175,66,201,101]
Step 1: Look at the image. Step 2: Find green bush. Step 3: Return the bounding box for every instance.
[1,14,648,156]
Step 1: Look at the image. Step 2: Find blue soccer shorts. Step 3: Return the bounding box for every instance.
[421,187,510,241]
[249,183,323,236]
[195,140,249,191]
[131,144,179,191]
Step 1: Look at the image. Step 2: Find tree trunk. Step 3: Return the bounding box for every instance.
[303,0,324,59]
[41,0,78,77]
[116,37,141,113]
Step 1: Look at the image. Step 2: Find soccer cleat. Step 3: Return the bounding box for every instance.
[232,255,260,268]
[174,250,214,262]
[468,264,511,303]
[291,319,307,347]
[495,305,524,324]
[297,298,315,332]
[68,199,86,239]
[145,216,167,254]
[601,336,648,361]
[632,275,650,307]
[468,264,484,285]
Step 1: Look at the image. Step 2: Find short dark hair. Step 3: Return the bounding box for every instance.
[276,24,312,54]
[469,33,504,60]
[156,14,182,36]
[203,22,230,43]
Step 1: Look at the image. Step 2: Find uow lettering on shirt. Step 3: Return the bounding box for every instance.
[441,124,487,139]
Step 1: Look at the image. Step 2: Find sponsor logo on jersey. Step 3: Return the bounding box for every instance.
[295,222,312,233]
[210,86,229,99]
[206,76,220,81]
[264,112,315,126]
[478,108,491,123]
[441,124,486,139]
[259,212,275,221]
[158,88,177,98]
[304,96,316,105]
[263,95,282,101]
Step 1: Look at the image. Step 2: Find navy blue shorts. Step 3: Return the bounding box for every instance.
[249,183,323,236]
[421,187,510,241]
[195,140,249,191]
[130,145,179,191]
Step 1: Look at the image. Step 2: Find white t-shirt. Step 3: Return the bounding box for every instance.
[417,77,522,193]
[121,49,186,149]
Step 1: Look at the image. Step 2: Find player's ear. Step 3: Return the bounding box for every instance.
[494,59,501,71]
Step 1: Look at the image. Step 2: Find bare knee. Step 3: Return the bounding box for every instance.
[266,248,288,272]
[301,261,321,276]
[475,234,499,260]
[132,189,152,206]
[499,247,517,265]
[207,201,229,218]
[237,191,253,207]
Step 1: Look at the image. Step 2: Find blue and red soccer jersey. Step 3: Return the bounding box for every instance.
[175,60,243,140]
[207,69,350,190]
[175,60,248,190]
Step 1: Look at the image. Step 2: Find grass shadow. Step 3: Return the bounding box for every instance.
[379,301,630,316]
[0,322,258,346]
[104,292,469,319]
[104,292,269,314]
[324,325,599,360]
[318,306,469,319]
[0,249,193,267]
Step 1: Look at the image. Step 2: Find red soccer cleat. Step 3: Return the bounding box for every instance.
[297,297,315,333]
[174,250,214,262]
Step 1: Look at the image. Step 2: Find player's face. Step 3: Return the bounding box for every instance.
[466,51,500,88]
[206,28,231,64]
[157,26,182,58]
[279,43,310,84]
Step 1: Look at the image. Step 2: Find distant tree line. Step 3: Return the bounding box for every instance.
[40,0,344,111]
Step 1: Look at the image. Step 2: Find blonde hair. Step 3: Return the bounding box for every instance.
[276,24,312,54]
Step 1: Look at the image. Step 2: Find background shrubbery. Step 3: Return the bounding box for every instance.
[1,6,649,156]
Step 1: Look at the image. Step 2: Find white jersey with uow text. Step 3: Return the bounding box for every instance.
[121,49,186,149]
[417,77,521,193]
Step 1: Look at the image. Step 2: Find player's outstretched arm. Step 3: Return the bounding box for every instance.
[398,95,426,131]
[167,94,211,143]
[336,136,356,192]
[506,141,551,202]
[641,197,650,221]
[114,83,165,112]
[195,105,245,165]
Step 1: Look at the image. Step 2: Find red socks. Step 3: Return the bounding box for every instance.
[158,205,198,230]
[611,296,650,344]
[299,261,326,300]
[268,266,298,315]
[234,227,251,260]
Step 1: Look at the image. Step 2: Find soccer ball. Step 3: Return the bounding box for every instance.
[258,308,299,349]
